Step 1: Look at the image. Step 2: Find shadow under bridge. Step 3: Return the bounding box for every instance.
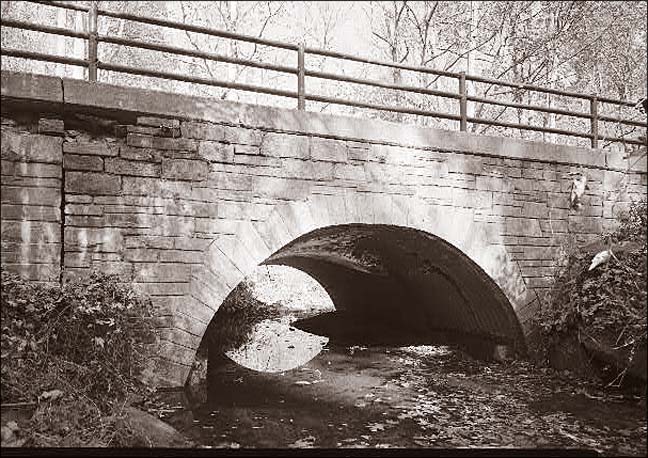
[263,224,527,360]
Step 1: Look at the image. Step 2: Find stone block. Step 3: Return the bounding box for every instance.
[348,147,369,161]
[181,121,226,141]
[194,217,238,236]
[260,133,309,159]
[521,201,549,219]
[333,164,366,181]
[234,145,260,156]
[1,175,60,188]
[1,71,63,103]
[127,133,198,152]
[124,248,159,262]
[504,218,542,237]
[282,159,334,180]
[1,186,61,206]
[124,236,174,250]
[476,176,510,192]
[1,221,60,243]
[1,204,60,222]
[234,154,281,167]
[1,242,60,264]
[251,176,311,200]
[38,118,65,136]
[105,157,160,177]
[205,172,253,191]
[2,130,62,164]
[198,141,234,163]
[63,141,118,157]
[65,171,121,195]
[133,263,192,283]
[447,155,483,175]
[162,159,209,181]
[64,154,104,171]
[224,126,263,145]
[119,146,163,162]
[310,137,347,162]
[1,161,62,178]
[159,250,202,264]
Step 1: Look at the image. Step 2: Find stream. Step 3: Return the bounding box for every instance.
[160,337,646,455]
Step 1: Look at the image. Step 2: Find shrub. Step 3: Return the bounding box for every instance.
[536,200,647,385]
[1,270,158,411]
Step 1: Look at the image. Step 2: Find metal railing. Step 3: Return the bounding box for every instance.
[2,0,647,149]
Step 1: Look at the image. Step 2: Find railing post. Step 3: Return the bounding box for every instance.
[459,72,467,132]
[297,44,305,110]
[88,0,98,82]
[590,96,598,148]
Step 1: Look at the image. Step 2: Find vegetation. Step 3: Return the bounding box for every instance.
[537,200,647,388]
[1,271,159,446]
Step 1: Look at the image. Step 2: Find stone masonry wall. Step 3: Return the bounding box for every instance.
[1,116,63,283]
[1,71,646,385]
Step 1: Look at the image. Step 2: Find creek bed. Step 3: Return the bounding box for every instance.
[165,343,646,454]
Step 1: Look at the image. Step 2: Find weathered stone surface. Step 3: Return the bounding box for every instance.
[119,146,162,162]
[63,154,104,171]
[2,131,62,164]
[127,133,198,152]
[311,137,347,162]
[1,186,61,206]
[1,71,62,102]
[162,159,209,181]
[198,141,234,163]
[65,172,121,195]
[260,133,309,159]
[105,158,160,177]
[1,161,62,178]
[63,141,118,157]
[38,118,65,136]
[180,121,226,141]
[1,204,60,222]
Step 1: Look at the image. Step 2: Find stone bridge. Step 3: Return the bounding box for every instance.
[1,71,646,387]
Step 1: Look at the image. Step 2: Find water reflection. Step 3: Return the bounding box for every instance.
[225,317,329,373]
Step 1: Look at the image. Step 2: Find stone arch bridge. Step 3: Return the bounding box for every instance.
[1,71,646,386]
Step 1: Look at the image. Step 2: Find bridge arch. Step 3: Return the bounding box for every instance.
[160,193,537,386]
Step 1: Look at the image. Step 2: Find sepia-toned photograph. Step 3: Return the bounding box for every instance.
[0,1,646,456]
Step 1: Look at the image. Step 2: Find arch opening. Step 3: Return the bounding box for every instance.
[198,222,527,388]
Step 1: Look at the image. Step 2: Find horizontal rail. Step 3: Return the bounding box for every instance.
[99,35,298,75]
[467,116,593,139]
[598,115,647,128]
[306,93,463,121]
[98,62,298,99]
[96,8,299,51]
[0,18,89,39]
[26,0,90,12]
[599,134,647,146]
[467,94,591,119]
[305,69,459,100]
[466,74,638,107]
[304,46,458,79]
[2,47,88,67]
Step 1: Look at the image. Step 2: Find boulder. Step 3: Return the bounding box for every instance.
[116,407,193,448]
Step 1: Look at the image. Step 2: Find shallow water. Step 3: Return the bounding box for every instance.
[165,344,647,454]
